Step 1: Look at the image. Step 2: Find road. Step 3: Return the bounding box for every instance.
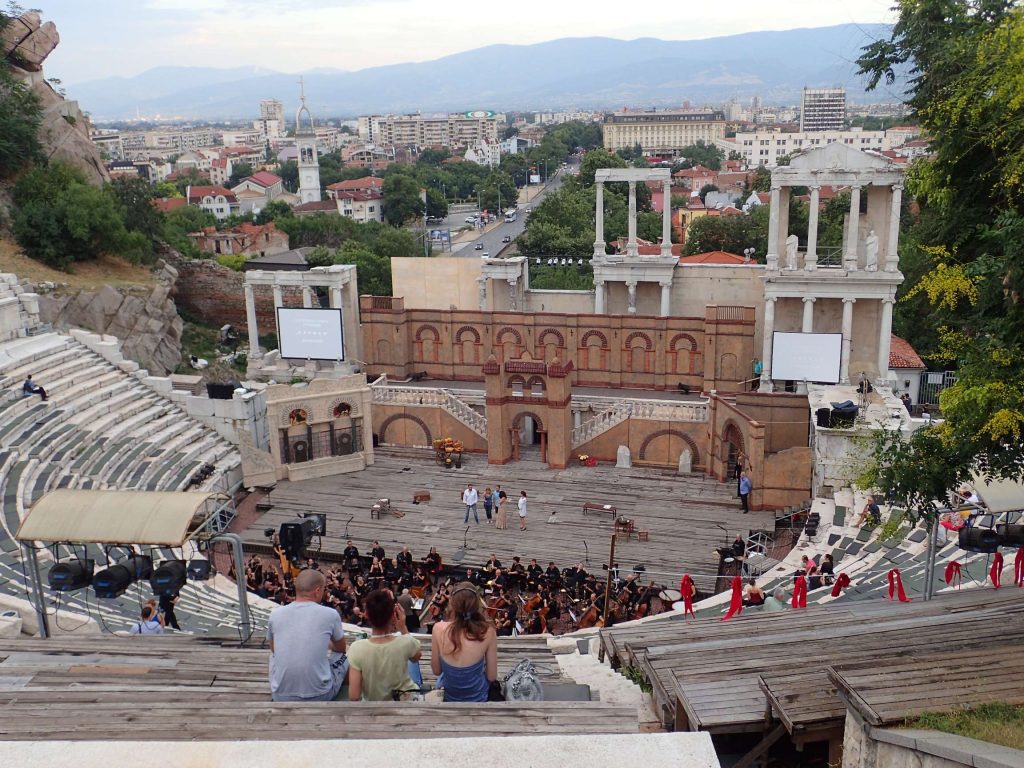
[446,165,571,258]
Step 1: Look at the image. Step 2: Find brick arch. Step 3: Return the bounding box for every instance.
[414,324,440,341]
[638,429,701,466]
[669,333,698,351]
[580,330,609,348]
[526,375,545,389]
[624,331,654,350]
[722,420,746,461]
[495,326,523,345]
[455,325,481,344]
[538,328,565,347]
[378,413,432,447]
[507,374,526,388]
[511,411,545,433]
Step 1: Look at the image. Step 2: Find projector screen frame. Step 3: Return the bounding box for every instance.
[771,331,842,384]
[276,306,346,362]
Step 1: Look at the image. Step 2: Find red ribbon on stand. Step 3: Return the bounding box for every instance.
[721,574,743,621]
[990,551,1004,589]
[887,568,911,602]
[1015,548,1024,588]
[679,574,696,617]
[944,561,962,589]
[830,572,851,597]
[792,574,808,608]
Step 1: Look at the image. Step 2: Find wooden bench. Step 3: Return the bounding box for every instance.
[583,501,617,518]
[370,498,390,519]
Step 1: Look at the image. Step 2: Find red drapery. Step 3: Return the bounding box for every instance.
[887,568,911,602]
[791,575,808,608]
[944,561,962,589]
[679,574,696,617]
[721,575,743,621]
[1015,548,1024,588]
[990,551,1004,589]
[830,572,851,597]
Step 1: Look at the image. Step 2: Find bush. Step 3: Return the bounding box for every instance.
[215,254,247,271]
[12,163,148,270]
[0,65,43,178]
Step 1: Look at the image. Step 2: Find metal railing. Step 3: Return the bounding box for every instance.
[280,424,363,465]
[571,396,710,448]
[370,385,486,437]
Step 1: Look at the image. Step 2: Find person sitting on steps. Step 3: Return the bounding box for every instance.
[23,375,47,401]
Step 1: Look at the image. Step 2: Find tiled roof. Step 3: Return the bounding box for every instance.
[327,176,384,191]
[678,251,749,265]
[293,200,338,213]
[504,361,546,374]
[187,185,237,204]
[153,197,186,212]
[889,335,926,369]
[248,171,282,188]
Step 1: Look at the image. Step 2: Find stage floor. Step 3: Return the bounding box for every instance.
[241,449,776,591]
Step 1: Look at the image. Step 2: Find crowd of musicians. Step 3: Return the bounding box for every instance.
[243,539,675,635]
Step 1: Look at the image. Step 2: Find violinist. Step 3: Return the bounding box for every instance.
[424,547,442,582]
[371,540,386,562]
[396,546,413,572]
[343,539,361,574]
[544,561,561,590]
[495,609,514,636]
[509,557,527,590]
[486,586,509,619]
[540,589,559,621]
[527,559,543,589]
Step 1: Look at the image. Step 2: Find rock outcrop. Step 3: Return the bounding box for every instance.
[2,11,108,185]
[38,262,184,375]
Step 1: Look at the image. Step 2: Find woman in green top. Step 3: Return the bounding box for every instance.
[347,589,422,701]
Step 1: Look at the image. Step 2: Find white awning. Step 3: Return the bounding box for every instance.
[16,490,221,546]
[971,474,1024,515]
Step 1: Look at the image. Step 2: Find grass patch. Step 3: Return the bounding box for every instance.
[0,235,156,291]
[621,665,653,694]
[907,703,1024,751]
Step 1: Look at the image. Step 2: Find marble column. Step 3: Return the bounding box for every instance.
[244,283,259,357]
[760,297,776,392]
[330,285,343,311]
[302,287,313,308]
[507,279,518,311]
[661,179,673,258]
[594,279,606,314]
[593,181,606,258]
[626,181,638,258]
[659,280,672,317]
[626,281,638,314]
[878,298,894,382]
[802,297,815,333]
[766,185,781,270]
[845,185,862,270]
[573,410,582,430]
[806,185,820,267]
[885,184,903,272]
[841,298,856,384]
[477,277,487,311]
[272,284,283,310]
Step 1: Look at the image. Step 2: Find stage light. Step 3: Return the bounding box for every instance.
[150,560,187,596]
[93,554,152,599]
[48,559,94,592]
[279,518,316,560]
[187,559,211,581]
[263,527,275,539]
[997,524,1024,547]
[958,527,1000,554]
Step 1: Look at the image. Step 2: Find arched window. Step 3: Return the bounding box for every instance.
[288,408,308,426]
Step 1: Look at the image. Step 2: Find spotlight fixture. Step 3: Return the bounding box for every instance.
[150,560,187,597]
[48,559,94,592]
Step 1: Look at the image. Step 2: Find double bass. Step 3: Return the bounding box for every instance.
[577,603,602,629]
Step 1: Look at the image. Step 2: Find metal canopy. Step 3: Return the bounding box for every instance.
[15,490,220,546]
[971,473,1024,514]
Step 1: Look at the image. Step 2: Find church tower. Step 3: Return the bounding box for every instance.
[295,77,321,204]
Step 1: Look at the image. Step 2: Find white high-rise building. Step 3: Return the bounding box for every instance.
[260,99,285,125]
[800,87,846,132]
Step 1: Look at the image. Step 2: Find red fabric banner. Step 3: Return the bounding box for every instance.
[679,574,696,617]
[830,572,851,597]
[1015,548,1024,588]
[990,551,1004,589]
[944,561,962,589]
[791,574,808,608]
[721,574,743,621]
[887,568,911,602]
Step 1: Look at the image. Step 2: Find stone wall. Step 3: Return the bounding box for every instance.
[372,403,488,453]
[575,419,707,471]
[361,300,756,393]
[39,261,183,375]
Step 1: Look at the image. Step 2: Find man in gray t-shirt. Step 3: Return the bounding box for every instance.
[267,569,348,701]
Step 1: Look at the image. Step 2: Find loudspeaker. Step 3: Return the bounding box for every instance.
[958,526,1001,553]
[48,559,94,592]
[997,524,1024,547]
[830,405,858,428]
[816,408,831,428]
[280,518,316,559]
[187,559,211,581]
[150,560,187,596]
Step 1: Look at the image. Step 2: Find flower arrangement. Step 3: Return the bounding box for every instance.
[578,454,597,467]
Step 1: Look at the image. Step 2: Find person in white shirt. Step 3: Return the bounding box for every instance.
[462,483,479,524]
[518,491,528,531]
[129,600,165,635]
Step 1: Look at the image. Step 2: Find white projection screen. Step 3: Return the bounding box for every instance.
[772,332,842,383]
[277,307,345,361]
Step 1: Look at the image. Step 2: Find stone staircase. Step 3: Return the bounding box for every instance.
[371,383,487,438]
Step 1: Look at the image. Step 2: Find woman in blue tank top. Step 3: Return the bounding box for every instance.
[430,581,498,702]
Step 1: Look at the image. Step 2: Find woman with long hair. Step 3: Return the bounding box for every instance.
[430,581,498,702]
[495,491,508,530]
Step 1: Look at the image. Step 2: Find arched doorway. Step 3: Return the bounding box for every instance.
[722,421,746,486]
[510,411,546,463]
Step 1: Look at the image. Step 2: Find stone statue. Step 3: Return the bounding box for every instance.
[785,234,799,270]
[865,230,879,272]
[616,445,632,469]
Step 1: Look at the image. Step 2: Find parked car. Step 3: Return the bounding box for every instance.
[464,215,478,224]
[474,243,484,250]
[502,235,511,243]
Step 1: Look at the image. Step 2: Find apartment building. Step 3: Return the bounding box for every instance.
[800,87,846,132]
[358,112,501,148]
[718,128,907,167]
[602,109,727,155]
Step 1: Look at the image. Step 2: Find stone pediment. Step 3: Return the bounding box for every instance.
[787,142,895,172]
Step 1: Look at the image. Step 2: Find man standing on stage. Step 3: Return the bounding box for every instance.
[739,471,752,513]
[463,483,479,524]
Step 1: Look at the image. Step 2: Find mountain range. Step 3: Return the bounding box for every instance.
[69,24,899,121]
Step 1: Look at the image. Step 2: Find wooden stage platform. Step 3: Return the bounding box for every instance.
[241,449,775,590]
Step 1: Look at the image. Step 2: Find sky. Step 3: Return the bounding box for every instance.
[38,0,898,85]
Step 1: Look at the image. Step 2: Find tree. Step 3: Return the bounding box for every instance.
[108,177,163,244]
[254,199,293,225]
[750,166,771,192]
[308,241,392,296]
[425,188,448,219]
[417,147,451,166]
[852,0,1024,520]
[276,160,298,192]
[698,184,720,204]
[172,168,212,195]
[683,213,767,258]
[382,172,424,226]
[226,161,253,188]
[478,170,516,213]
[727,150,744,162]
[673,140,725,171]
[12,163,148,270]
[163,205,216,256]
[0,60,42,178]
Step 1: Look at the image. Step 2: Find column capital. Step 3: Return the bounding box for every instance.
[850,184,863,192]
[881,297,895,306]
[802,296,816,304]
[625,280,638,288]
[809,184,821,192]
[593,278,606,287]
[659,279,673,288]
[766,296,778,305]
[507,277,518,287]
[842,297,857,305]
[892,183,904,192]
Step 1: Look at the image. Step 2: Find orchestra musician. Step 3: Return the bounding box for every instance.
[370,540,386,562]
[396,546,413,572]
[544,561,561,590]
[495,609,514,636]
[342,539,360,573]
[509,557,527,590]
[424,547,442,583]
[482,554,502,573]
[526,559,543,589]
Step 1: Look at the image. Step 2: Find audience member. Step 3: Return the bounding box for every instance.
[347,589,422,701]
[762,588,788,612]
[266,569,348,702]
[430,582,498,702]
[855,500,882,527]
[742,578,765,606]
[22,374,47,401]
[129,600,165,635]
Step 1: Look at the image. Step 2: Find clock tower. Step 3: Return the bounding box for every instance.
[295,77,321,204]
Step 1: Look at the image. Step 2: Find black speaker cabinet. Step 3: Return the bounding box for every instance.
[958,526,1001,553]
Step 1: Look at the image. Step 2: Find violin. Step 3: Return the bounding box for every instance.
[486,593,509,619]
[577,603,601,629]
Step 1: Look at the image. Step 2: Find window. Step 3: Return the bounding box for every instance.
[530,381,544,397]
[511,381,524,397]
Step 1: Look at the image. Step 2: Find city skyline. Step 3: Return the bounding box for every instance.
[40,0,896,85]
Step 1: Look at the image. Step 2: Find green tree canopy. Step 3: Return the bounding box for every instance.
[0,54,42,178]
[382,172,425,225]
[672,140,725,171]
